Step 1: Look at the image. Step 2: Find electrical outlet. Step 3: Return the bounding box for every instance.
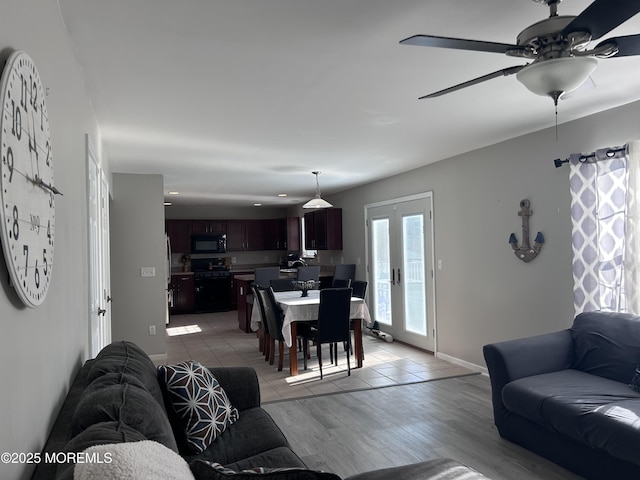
[149,325,156,336]
[141,267,156,277]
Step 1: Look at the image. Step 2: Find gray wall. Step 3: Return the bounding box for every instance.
[0,2,102,479]
[110,174,167,356]
[327,100,640,369]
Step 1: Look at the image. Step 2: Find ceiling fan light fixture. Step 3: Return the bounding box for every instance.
[516,56,598,98]
[302,171,333,209]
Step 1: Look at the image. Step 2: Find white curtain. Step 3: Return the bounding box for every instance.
[569,140,640,315]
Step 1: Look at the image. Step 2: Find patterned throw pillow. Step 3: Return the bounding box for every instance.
[190,460,342,480]
[631,364,640,392]
[158,361,239,453]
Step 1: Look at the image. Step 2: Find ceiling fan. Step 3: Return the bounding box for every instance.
[400,0,640,105]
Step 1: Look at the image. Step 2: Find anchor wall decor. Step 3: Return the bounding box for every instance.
[509,199,544,263]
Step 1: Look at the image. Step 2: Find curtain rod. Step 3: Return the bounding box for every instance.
[553,145,627,168]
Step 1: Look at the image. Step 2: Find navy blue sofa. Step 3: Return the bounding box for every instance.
[483,311,640,480]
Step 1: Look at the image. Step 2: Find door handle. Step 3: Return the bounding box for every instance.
[398,268,401,286]
[98,308,106,316]
[392,269,395,285]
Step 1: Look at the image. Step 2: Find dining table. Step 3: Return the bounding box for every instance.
[250,289,371,376]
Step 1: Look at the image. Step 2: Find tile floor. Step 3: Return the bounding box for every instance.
[165,310,477,403]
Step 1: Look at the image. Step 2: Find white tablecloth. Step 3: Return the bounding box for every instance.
[250,289,371,347]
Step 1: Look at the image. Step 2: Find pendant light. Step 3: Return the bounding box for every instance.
[302,171,332,209]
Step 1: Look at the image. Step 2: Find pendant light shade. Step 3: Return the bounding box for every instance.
[303,171,333,209]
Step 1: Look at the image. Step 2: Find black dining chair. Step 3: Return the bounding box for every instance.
[301,287,353,379]
[252,284,271,361]
[270,278,295,292]
[247,267,281,346]
[332,264,355,287]
[254,286,287,371]
[296,265,320,283]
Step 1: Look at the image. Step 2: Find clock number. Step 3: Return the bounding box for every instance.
[12,205,19,240]
[42,249,48,276]
[11,99,22,140]
[34,260,40,289]
[6,147,14,182]
[30,75,38,111]
[20,74,28,110]
[23,244,28,277]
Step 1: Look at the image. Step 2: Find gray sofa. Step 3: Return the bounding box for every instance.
[483,311,640,480]
[32,340,490,480]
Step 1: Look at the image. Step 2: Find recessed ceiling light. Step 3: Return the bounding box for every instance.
[254,203,262,207]
[168,191,180,195]
[164,202,172,206]
[278,193,288,197]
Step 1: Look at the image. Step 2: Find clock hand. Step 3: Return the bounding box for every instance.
[26,174,63,196]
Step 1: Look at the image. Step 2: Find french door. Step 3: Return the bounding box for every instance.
[366,193,435,351]
[87,135,112,358]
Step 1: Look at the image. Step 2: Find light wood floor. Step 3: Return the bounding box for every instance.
[263,375,584,480]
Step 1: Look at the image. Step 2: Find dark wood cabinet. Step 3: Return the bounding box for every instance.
[165,220,192,254]
[167,216,301,253]
[170,274,194,313]
[191,220,226,234]
[304,208,342,250]
[227,220,265,251]
[264,217,300,251]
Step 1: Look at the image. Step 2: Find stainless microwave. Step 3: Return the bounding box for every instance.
[191,234,227,254]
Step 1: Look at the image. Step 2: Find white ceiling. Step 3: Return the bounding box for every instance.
[56,0,640,207]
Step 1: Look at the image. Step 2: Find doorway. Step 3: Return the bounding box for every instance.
[366,193,435,351]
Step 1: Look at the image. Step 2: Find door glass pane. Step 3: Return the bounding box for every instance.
[372,218,392,325]
[403,214,426,335]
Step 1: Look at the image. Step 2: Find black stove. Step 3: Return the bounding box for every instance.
[191,257,231,312]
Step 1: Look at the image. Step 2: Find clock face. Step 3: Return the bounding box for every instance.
[0,51,55,307]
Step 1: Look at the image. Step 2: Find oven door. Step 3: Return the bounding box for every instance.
[194,276,231,312]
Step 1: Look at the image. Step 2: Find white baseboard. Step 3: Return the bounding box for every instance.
[436,351,488,376]
[149,353,168,366]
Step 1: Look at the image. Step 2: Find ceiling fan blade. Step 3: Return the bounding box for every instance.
[419,65,526,99]
[400,34,519,54]
[561,0,640,41]
[597,34,640,57]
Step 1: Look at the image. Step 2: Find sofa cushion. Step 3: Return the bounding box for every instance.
[190,460,340,480]
[158,361,239,453]
[571,311,640,383]
[74,440,195,480]
[183,408,290,466]
[55,422,147,480]
[88,341,167,411]
[71,383,178,452]
[223,447,307,472]
[503,369,640,464]
[587,399,640,467]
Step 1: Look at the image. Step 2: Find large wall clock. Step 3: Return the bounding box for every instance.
[0,50,57,308]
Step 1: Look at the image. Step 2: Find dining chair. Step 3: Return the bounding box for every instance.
[252,284,271,361]
[331,278,352,288]
[270,278,295,292]
[254,286,287,371]
[332,264,355,286]
[301,287,353,379]
[296,265,320,283]
[247,267,281,342]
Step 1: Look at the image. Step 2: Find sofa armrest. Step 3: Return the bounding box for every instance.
[483,329,574,429]
[208,366,260,411]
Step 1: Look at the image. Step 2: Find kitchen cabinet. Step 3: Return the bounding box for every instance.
[165,220,191,254]
[263,217,300,251]
[304,208,342,250]
[227,220,265,251]
[170,273,194,313]
[191,220,226,234]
